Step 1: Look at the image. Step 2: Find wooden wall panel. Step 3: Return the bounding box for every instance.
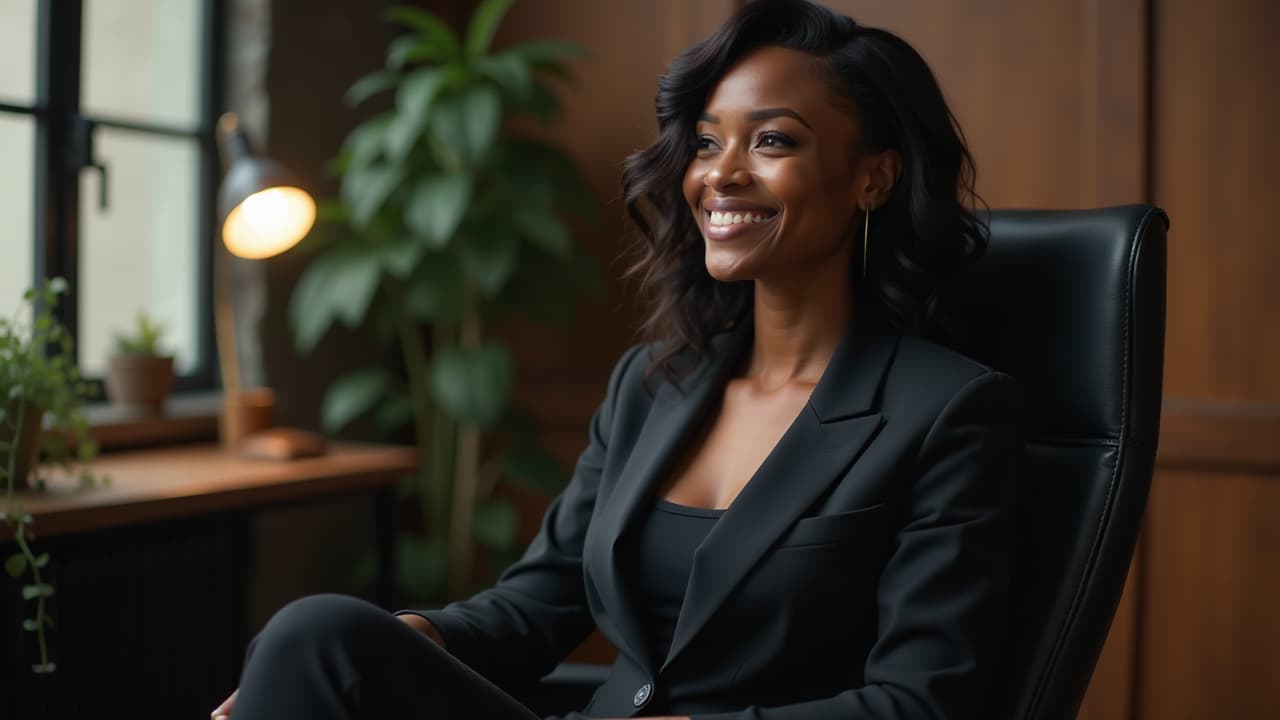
[824,0,1147,209]
[1153,0,1280,403]
[1140,469,1280,719]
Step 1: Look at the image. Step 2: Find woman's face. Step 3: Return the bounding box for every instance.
[682,46,869,284]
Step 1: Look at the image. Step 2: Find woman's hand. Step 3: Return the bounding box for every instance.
[396,612,446,648]
[209,614,445,718]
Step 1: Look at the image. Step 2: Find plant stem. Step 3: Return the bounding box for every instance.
[14,524,51,671]
[429,322,456,548]
[396,305,435,534]
[447,282,483,598]
[5,396,53,672]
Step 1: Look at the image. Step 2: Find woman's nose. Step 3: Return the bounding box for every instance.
[705,150,751,190]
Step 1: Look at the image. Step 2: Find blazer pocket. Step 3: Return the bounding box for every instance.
[774,502,890,549]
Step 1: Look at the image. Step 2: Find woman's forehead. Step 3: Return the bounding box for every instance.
[704,46,835,113]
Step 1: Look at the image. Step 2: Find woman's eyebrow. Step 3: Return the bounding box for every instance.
[698,108,814,130]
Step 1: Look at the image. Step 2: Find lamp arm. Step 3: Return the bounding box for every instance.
[215,243,243,394]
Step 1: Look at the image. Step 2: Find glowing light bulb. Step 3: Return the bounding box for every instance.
[221,186,316,259]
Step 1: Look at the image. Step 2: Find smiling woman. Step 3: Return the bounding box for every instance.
[222,2,1022,719]
[624,3,986,382]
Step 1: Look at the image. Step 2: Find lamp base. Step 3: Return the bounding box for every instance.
[240,427,328,460]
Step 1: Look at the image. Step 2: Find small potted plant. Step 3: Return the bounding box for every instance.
[0,278,97,490]
[105,311,175,412]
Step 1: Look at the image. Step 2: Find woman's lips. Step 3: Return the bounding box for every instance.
[703,208,778,241]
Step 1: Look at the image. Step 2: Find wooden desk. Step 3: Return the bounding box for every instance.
[2,442,418,720]
[20,442,418,537]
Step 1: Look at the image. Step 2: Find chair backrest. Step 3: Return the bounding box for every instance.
[947,205,1168,720]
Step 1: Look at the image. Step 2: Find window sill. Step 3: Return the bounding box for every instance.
[83,391,221,451]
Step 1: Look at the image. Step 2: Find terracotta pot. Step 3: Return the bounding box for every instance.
[1,399,43,489]
[105,354,175,412]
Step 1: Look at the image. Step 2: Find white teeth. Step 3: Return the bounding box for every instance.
[708,210,772,227]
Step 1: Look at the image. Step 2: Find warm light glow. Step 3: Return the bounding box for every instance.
[222,186,316,259]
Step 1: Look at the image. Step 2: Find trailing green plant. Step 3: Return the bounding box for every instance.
[1,278,101,675]
[288,0,602,601]
[112,311,168,357]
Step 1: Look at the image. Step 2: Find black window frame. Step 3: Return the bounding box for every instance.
[0,0,224,396]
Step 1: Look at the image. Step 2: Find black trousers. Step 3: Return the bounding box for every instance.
[233,593,557,720]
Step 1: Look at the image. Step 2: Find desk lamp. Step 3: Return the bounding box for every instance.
[215,112,324,459]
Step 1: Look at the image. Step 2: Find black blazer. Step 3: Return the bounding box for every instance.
[413,313,1024,719]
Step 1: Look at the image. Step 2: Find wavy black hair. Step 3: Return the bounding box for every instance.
[621,0,986,381]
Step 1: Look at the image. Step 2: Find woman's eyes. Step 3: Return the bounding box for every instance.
[756,131,796,149]
[695,131,797,152]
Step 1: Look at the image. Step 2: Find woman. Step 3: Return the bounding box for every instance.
[215,1,1022,718]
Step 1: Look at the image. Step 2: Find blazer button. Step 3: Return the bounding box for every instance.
[633,681,653,708]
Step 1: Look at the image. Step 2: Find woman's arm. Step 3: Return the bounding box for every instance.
[690,371,1024,720]
[395,344,646,685]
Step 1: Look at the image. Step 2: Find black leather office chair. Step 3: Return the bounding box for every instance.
[525,205,1169,720]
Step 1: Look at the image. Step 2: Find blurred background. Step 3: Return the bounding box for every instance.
[1,1,1277,718]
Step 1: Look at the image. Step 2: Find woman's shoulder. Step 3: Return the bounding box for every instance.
[886,333,1022,411]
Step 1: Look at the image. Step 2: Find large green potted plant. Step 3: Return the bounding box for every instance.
[289,0,601,600]
[1,278,99,674]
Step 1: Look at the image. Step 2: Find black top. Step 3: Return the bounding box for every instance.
[627,497,724,664]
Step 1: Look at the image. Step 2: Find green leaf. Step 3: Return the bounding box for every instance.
[458,227,519,296]
[384,7,462,63]
[512,80,562,124]
[472,500,519,550]
[474,53,532,101]
[403,252,463,321]
[344,69,399,108]
[464,0,515,59]
[322,367,393,432]
[21,583,54,600]
[404,173,472,247]
[5,553,27,578]
[48,277,67,295]
[500,447,569,495]
[289,248,385,354]
[22,619,38,632]
[505,39,587,70]
[379,237,425,278]
[386,67,448,161]
[430,86,501,167]
[373,394,415,433]
[32,552,49,568]
[511,206,571,256]
[341,163,404,229]
[32,662,55,674]
[386,35,438,70]
[430,342,513,429]
[338,114,392,175]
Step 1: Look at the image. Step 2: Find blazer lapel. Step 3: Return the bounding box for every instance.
[661,313,900,672]
[588,322,752,671]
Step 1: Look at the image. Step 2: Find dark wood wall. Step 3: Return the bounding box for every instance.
[485,0,1280,717]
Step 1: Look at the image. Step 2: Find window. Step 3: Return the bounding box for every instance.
[0,0,222,392]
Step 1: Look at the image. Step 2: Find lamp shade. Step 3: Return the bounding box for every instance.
[216,113,316,259]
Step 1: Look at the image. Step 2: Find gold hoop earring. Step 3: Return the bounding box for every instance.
[862,205,871,280]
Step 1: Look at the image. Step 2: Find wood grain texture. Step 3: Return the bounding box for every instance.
[1139,469,1280,719]
[1159,398,1280,473]
[1153,0,1280,402]
[823,0,1147,209]
[18,443,416,537]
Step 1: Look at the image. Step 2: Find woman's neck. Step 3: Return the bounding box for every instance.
[746,262,852,391]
